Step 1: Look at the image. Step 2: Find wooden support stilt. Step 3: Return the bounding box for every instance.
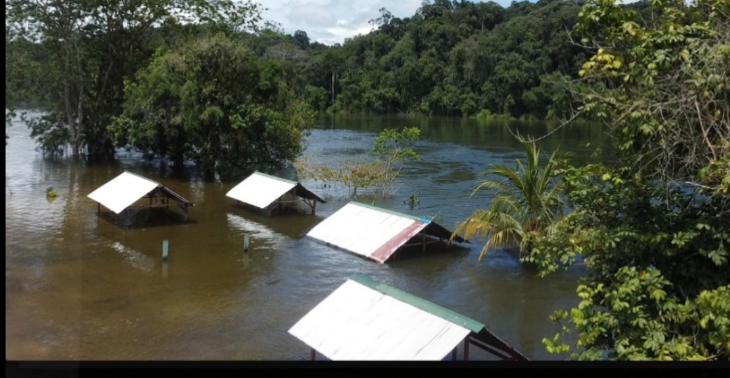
[464,336,470,361]
[452,347,457,361]
[97,203,100,215]
[422,232,426,255]
[312,200,317,215]
[311,348,316,361]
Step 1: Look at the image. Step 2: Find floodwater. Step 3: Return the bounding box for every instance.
[5,113,610,361]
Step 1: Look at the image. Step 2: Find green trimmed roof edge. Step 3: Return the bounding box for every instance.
[348,273,485,334]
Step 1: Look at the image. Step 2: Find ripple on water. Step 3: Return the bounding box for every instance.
[6,114,598,360]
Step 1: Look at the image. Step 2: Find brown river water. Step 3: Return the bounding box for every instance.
[5,113,610,361]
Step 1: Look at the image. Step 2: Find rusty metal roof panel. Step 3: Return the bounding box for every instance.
[288,275,474,361]
[226,172,297,209]
[87,171,160,214]
[306,202,431,263]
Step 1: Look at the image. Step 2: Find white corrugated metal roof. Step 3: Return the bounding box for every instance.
[226,172,297,209]
[87,172,160,214]
[288,276,474,360]
[306,202,429,263]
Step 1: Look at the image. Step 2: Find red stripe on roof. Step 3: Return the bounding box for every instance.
[369,221,429,263]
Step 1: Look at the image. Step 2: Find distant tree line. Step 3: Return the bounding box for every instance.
[6,0,659,162]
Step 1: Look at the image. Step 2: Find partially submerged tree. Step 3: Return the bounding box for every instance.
[6,0,264,158]
[370,127,421,198]
[449,139,567,262]
[294,127,420,198]
[108,33,314,177]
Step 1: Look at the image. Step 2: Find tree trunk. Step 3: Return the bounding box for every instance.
[63,81,81,157]
[331,71,336,105]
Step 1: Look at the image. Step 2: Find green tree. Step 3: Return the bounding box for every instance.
[370,127,421,198]
[528,0,730,361]
[294,127,420,198]
[6,0,263,158]
[108,33,314,177]
[449,138,566,262]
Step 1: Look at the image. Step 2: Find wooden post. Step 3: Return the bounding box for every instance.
[162,240,169,262]
[97,203,101,215]
[244,234,250,252]
[311,348,315,361]
[125,208,131,229]
[464,336,470,361]
[312,200,317,215]
[422,232,426,254]
[452,347,457,361]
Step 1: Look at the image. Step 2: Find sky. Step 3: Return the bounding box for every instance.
[253,0,645,46]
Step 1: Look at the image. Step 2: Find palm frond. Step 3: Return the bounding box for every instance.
[459,138,567,263]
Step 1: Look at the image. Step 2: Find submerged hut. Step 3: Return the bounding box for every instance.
[289,274,529,361]
[87,171,194,228]
[305,201,468,264]
[225,171,326,216]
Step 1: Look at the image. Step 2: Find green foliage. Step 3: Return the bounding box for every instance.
[303,85,328,112]
[294,155,382,196]
[529,164,730,361]
[404,193,420,209]
[6,0,264,157]
[370,127,421,198]
[46,187,58,198]
[543,267,729,361]
[109,34,314,176]
[573,0,730,184]
[294,127,420,198]
[302,1,591,119]
[529,0,730,361]
[450,138,568,262]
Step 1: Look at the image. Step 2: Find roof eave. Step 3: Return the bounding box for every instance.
[348,274,486,334]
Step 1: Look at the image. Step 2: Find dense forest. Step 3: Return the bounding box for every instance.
[6,0,661,158]
[5,0,729,361]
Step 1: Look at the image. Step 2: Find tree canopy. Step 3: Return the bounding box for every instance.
[108,34,315,177]
[530,0,730,361]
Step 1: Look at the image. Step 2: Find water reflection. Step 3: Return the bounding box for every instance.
[226,213,288,250]
[110,242,156,273]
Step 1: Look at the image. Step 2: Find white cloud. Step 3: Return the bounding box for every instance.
[254,0,695,45]
[256,0,424,45]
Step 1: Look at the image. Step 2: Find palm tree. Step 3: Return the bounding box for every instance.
[450,138,566,262]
